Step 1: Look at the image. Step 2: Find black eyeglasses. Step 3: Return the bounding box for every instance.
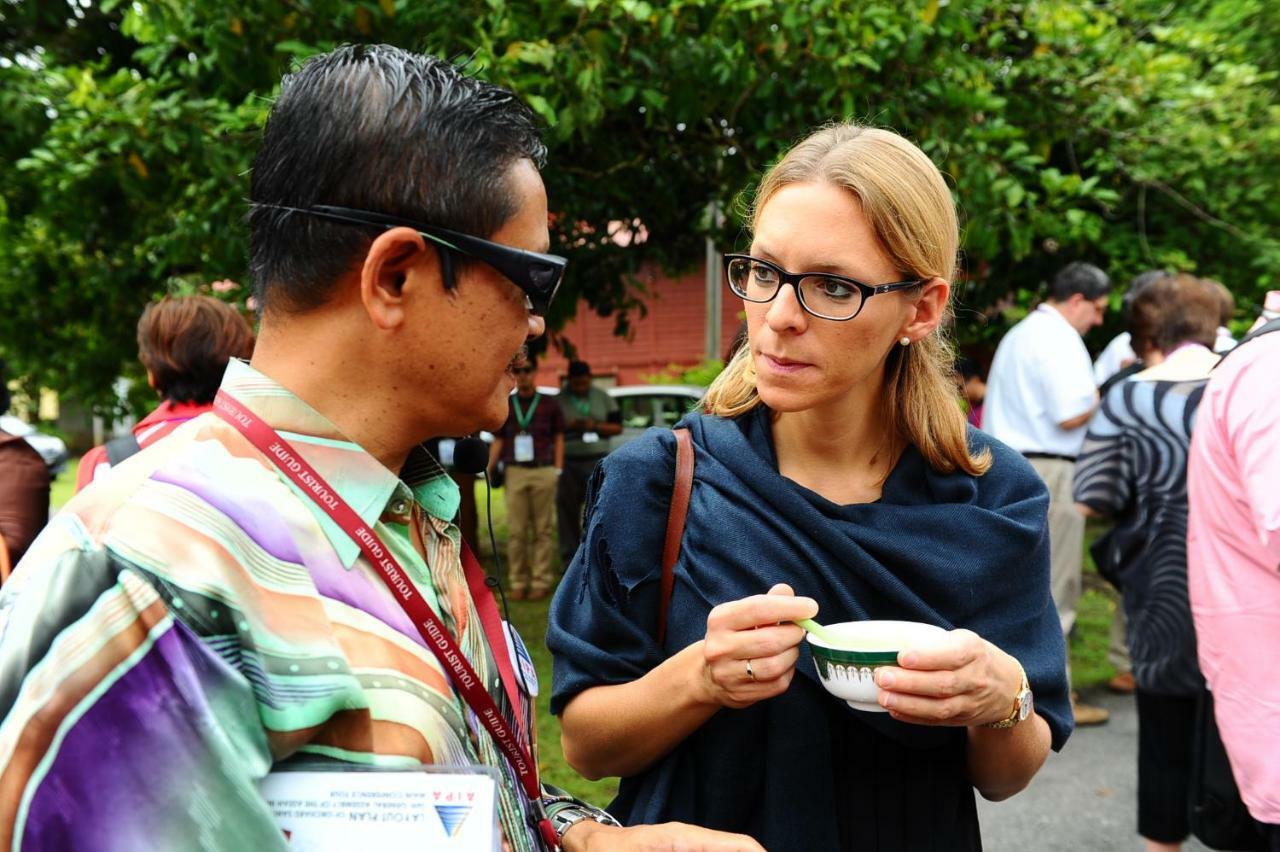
[259,203,567,315]
[512,366,536,374]
[723,254,925,321]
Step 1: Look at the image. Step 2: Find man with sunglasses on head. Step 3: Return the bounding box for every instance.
[0,45,759,852]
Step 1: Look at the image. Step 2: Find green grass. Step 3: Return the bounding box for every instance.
[1071,520,1122,691]
[49,456,80,512]
[1071,582,1119,690]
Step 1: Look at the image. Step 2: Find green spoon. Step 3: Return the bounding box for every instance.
[795,617,844,647]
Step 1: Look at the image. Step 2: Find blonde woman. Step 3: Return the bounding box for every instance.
[548,124,1071,850]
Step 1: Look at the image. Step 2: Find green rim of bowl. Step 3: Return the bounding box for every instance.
[808,643,900,666]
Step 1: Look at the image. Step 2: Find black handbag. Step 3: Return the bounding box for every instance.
[1188,688,1266,850]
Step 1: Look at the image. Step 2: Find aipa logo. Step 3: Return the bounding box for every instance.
[433,803,472,837]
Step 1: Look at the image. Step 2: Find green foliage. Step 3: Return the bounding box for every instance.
[2,0,1277,412]
[643,359,725,387]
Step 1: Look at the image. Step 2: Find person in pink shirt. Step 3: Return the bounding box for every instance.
[1187,318,1280,846]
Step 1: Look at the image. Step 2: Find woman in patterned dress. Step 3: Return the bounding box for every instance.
[1074,273,1225,852]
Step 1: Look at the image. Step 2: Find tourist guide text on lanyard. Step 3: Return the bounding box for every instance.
[212,391,560,851]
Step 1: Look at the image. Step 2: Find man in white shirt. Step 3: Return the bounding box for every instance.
[985,261,1112,725]
[1091,331,1135,388]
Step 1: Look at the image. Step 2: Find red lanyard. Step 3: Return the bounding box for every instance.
[213,392,558,850]
[460,537,525,741]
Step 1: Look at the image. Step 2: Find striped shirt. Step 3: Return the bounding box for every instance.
[0,360,542,850]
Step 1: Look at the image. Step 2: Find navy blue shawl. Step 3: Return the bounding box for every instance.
[549,408,1071,849]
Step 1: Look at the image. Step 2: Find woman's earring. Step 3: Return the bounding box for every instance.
[899,336,911,346]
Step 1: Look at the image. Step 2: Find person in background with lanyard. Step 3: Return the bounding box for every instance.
[555,360,621,569]
[489,352,565,601]
[0,45,758,852]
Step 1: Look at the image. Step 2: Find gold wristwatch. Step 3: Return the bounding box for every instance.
[983,663,1032,729]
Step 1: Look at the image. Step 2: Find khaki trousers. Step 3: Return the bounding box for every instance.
[1027,456,1084,637]
[504,465,559,593]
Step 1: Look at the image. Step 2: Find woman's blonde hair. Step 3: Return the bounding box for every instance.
[703,123,990,476]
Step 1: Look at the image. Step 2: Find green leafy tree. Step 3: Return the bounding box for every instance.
[1,0,1276,414]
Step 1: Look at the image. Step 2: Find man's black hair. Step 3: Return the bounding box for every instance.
[248,44,547,313]
[1048,261,1112,302]
[567,361,591,378]
[1120,269,1169,322]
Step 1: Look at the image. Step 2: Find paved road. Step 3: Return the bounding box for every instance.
[977,687,1210,851]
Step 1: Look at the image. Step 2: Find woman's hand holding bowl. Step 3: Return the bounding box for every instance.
[700,583,818,710]
[871,629,1023,727]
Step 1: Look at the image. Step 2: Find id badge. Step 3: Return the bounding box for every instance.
[259,764,501,851]
[582,431,600,444]
[437,438,457,467]
[513,433,535,463]
[504,622,540,699]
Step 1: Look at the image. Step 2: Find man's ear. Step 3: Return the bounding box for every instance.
[899,277,951,343]
[359,227,435,331]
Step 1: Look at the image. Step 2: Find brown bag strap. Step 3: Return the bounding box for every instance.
[658,427,695,646]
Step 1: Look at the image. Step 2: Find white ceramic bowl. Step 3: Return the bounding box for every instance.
[807,620,948,712]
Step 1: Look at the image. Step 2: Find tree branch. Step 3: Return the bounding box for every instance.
[559,153,648,178]
[1137,182,1152,263]
[1142,177,1252,243]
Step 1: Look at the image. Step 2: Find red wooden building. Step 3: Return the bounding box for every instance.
[535,261,745,387]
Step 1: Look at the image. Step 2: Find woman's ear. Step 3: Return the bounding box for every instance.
[899,278,950,343]
[359,227,433,331]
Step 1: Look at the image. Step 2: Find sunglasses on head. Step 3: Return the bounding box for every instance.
[256,203,567,315]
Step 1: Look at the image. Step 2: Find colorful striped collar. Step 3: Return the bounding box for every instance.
[219,359,460,568]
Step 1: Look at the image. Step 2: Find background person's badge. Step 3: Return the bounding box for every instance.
[505,623,539,698]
